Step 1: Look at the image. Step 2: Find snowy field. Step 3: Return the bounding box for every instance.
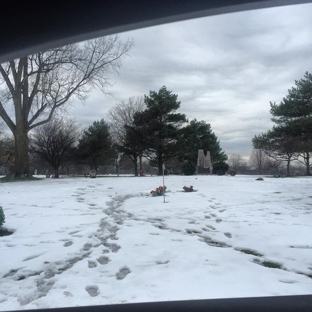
[0,175,312,311]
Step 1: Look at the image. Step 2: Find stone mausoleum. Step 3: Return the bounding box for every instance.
[197,149,213,174]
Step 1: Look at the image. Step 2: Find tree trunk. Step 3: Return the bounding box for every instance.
[306,152,310,176]
[286,159,290,177]
[133,156,138,176]
[54,167,59,178]
[158,155,163,176]
[116,163,119,176]
[139,155,143,171]
[12,127,30,178]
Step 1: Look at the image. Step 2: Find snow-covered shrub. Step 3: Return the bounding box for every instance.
[0,206,5,227]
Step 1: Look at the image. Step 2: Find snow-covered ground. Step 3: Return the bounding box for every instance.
[0,175,311,311]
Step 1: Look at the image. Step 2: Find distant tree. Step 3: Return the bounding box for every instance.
[181,161,196,176]
[116,154,136,174]
[163,156,184,174]
[0,127,7,166]
[270,72,312,126]
[0,36,133,178]
[135,86,187,175]
[107,96,145,144]
[77,119,113,172]
[228,154,244,173]
[0,134,15,174]
[179,119,227,168]
[30,118,80,178]
[60,146,79,175]
[269,71,312,175]
[249,148,269,174]
[107,96,146,175]
[120,122,148,176]
[252,130,299,177]
[266,158,281,174]
[212,161,229,174]
[297,141,312,176]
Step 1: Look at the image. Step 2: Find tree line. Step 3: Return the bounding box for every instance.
[0,35,228,179]
[1,86,228,178]
[252,72,312,176]
[0,35,133,179]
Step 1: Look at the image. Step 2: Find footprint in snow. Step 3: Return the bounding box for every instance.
[86,285,99,297]
[97,256,110,265]
[156,260,170,265]
[63,241,73,247]
[186,228,202,234]
[88,260,97,268]
[103,242,121,253]
[83,243,92,251]
[116,266,131,280]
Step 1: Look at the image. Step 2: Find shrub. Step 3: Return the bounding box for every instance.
[0,206,5,227]
[213,161,229,175]
[182,161,196,175]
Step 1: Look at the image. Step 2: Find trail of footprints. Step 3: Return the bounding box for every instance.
[81,190,138,297]
[148,196,312,283]
[3,189,312,304]
[2,186,133,303]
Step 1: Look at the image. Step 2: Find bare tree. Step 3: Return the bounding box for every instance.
[249,148,269,174]
[30,118,80,178]
[107,96,145,174]
[297,140,312,176]
[228,154,244,173]
[108,96,145,144]
[0,35,133,178]
[266,158,281,174]
[0,120,14,173]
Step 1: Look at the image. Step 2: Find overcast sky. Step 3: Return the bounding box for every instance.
[68,3,312,159]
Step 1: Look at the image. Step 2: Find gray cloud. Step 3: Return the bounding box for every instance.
[68,3,312,158]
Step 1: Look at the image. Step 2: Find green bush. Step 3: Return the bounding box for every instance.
[0,206,5,227]
[213,161,229,175]
[182,161,196,176]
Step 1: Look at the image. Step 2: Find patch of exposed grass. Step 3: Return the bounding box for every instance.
[296,271,312,279]
[253,258,283,269]
[0,228,14,237]
[235,248,264,257]
[201,236,231,248]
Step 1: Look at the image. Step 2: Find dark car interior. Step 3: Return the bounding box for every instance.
[1,0,311,311]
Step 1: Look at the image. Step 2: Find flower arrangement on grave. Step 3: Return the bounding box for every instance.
[150,186,166,196]
[183,185,194,192]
